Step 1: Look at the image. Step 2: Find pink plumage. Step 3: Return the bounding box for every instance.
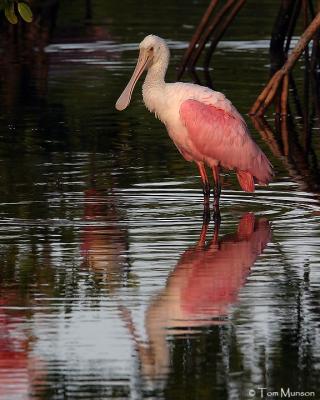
[179,100,273,192]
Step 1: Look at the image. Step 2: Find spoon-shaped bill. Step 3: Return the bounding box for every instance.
[115,50,151,111]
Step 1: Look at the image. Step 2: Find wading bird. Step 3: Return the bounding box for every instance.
[116,35,273,215]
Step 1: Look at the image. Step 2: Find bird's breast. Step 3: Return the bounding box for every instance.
[142,83,202,159]
[142,84,165,120]
[142,83,185,125]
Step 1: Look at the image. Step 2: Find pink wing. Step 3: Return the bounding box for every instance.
[180,99,273,188]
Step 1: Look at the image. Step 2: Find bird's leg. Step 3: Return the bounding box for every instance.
[197,162,210,196]
[196,162,210,222]
[212,165,221,219]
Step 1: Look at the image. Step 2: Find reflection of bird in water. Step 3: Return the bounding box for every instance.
[0,293,44,399]
[116,35,273,213]
[120,213,271,380]
[81,188,131,292]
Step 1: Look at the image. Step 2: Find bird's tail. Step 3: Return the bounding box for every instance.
[236,171,255,192]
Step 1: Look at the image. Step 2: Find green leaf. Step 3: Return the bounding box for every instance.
[4,3,18,24]
[17,2,33,23]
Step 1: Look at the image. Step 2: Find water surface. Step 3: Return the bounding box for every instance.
[0,1,319,399]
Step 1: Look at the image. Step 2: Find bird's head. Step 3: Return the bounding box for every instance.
[139,34,169,65]
[115,35,169,111]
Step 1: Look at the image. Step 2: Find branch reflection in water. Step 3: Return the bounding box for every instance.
[120,213,271,382]
[80,187,132,294]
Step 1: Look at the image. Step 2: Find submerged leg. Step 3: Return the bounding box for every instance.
[211,209,221,246]
[196,162,210,222]
[212,165,221,218]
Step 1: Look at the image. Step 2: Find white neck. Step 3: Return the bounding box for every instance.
[144,64,166,87]
[143,47,170,88]
[142,47,170,118]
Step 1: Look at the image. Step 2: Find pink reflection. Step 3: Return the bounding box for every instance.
[177,213,271,320]
[0,295,44,399]
[121,213,271,379]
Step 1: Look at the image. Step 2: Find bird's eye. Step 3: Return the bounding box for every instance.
[149,46,154,51]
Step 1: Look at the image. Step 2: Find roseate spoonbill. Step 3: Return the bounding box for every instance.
[115,35,273,213]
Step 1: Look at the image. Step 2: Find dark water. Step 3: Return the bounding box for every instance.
[0,1,320,399]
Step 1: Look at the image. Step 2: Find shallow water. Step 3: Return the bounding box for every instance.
[0,1,320,399]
